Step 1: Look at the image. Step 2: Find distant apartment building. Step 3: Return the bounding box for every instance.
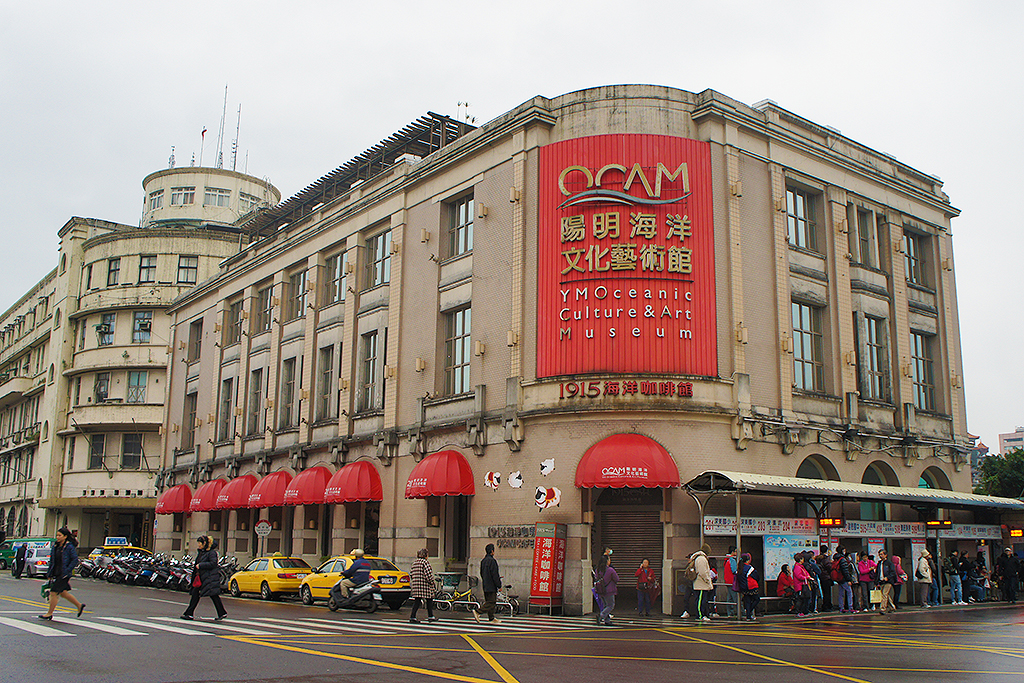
[1000,427,1024,454]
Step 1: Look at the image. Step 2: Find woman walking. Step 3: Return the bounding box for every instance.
[893,555,908,609]
[409,548,439,623]
[180,536,227,621]
[39,527,85,620]
[594,552,619,625]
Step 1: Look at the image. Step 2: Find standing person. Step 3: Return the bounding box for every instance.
[735,553,760,621]
[927,552,940,606]
[892,555,908,609]
[817,546,834,612]
[39,527,84,620]
[792,553,811,617]
[181,535,227,621]
[473,543,503,624]
[945,550,965,605]
[876,549,897,615]
[916,549,933,608]
[13,542,26,579]
[408,548,439,623]
[856,551,875,611]
[834,546,855,613]
[634,558,655,617]
[803,551,821,614]
[593,551,619,625]
[723,546,738,617]
[995,547,1020,604]
[690,543,715,622]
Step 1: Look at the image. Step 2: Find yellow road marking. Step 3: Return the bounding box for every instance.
[0,595,75,611]
[461,635,519,683]
[658,628,873,683]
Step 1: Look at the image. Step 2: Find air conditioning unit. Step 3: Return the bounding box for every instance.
[95,324,112,334]
[137,320,152,331]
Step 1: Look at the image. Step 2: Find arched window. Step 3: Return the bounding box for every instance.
[796,454,840,481]
[60,254,66,274]
[919,466,952,491]
[861,460,899,520]
[48,365,54,384]
[54,308,61,329]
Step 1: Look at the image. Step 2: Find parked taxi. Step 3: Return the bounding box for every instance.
[299,553,410,610]
[228,554,312,600]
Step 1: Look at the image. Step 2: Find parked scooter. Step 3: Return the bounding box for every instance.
[327,578,380,613]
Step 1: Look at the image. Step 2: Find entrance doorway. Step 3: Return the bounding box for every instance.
[593,488,663,612]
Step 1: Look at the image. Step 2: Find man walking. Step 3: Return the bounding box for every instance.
[474,543,502,624]
[13,543,26,579]
[691,543,715,622]
[877,549,897,614]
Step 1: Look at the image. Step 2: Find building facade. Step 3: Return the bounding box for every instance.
[999,427,1024,455]
[156,87,982,614]
[0,167,279,547]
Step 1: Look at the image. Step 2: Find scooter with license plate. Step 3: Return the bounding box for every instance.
[327,577,380,613]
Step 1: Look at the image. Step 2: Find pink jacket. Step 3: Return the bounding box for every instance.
[792,562,810,591]
[857,559,874,583]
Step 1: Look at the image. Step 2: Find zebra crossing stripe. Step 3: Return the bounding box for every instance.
[150,617,276,636]
[100,617,209,636]
[250,617,377,634]
[0,616,75,637]
[293,617,390,633]
[51,617,147,636]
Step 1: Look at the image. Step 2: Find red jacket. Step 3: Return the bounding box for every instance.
[776,570,795,596]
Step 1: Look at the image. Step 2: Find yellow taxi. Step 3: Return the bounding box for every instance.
[299,554,411,610]
[227,554,313,600]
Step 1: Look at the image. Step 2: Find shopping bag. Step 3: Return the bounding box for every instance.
[40,580,52,599]
[869,588,882,604]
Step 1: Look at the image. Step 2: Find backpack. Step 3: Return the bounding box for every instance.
[684,556,698,582]
[831,564,843,582]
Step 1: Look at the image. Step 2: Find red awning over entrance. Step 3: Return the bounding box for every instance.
[248,471,293,508]
[216,474,258,509]
[325,461,383,503]
[155,484,193,515]
[405,450,475,499]
[574,433,680,488]
[283,466,332,506]
[189,479,226,512]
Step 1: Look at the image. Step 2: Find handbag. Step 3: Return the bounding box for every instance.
[869,588,882,603]
[192,572,202,588]
[40,580,52,599]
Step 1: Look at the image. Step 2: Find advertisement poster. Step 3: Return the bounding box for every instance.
[910,539,926,575]
[764,535,818,579]
[867,539,886,560]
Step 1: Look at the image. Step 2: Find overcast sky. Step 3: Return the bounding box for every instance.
[1,1,1020,452]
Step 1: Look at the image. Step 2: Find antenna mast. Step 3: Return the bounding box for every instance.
[231,104,241,171]
[215,84,228,169]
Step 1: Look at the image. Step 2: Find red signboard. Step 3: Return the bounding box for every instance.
[537,134,717,377]
[529,523,567,607]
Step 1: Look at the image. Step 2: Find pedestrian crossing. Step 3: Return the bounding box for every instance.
[0,611,591,638]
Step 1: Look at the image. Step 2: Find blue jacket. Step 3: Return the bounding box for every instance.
[343,557,371,584]
[48,541,79,579]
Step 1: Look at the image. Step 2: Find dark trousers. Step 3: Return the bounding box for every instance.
[13,559,24,579]
[743,591,760,618]
[410,597,434,619]
[183,588,226,618]
[481,591,497,620]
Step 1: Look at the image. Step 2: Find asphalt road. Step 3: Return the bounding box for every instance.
[4,573,1024,683]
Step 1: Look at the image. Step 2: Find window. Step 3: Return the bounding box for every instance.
[448,195,474,258]
[364,230,391,290]
[139,255,156,283]
[911,332,935,411]
[127,371,147,404]
[132,311,152,343]
[324,252,347,305]
[861,316,888,402]
[203,187,231,207]
[85,264,93,290]
[786,186,818,251]
[107,258,121,286]
[248,369,263,435]
[67,436,75,470]
[359,331,379,411]
[148,190,163,211]
[74,377,81,406]
[286,270,307,321]
[444,307,472,395]
[904,231,927,286]
[97,312,115,346]
[254,285,273,334]
[792,302,824,392]
[89,434,105,470]
[122,434,143,469]
[170,186,195,205]
[218,378,234,441]
[239,192,260,213]
[94,372,110,403]
[225,300,243,345]
[187,320,203,362]
[177,256,199,284]
[279,358,297,429]
[182,392,197,450]
[317,346,335,420]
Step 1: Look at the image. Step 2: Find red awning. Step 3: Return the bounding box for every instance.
[574,433,680,488]
[325,461,383,503]
[248,470,293,508]
[282,466,333,506]
[189,479,227,512]
[155,484,193,515]
[216,474,258,510]
[405,450,475,499]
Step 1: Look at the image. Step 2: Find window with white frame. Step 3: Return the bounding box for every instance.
[132,311,152,343]
[248,369,263,435]
[860,316,888,402]
[904,231,928,287]
[364,230,391,290]
[182,392,197,450]
[444,307,472,395]
[218,378,234,441]
[127,371,147,404]
[359,331,379,412]
[89,434,105,469]
[279,358,297,429]
[317,345,335,420]
[224,299,243,345]
[786,186,819,251]
[286,270,307,321]
[170,186,195,205]
[97,312,115,347]
[239,192,261,213]
[203,187,231,207]
[911,332,935,411]
[94,372,110,403]
[254,285,273,334]
[148,190,164,211]
[324,252,347,305]
[448,195,474,258]
[122,434,143,469]
[177,255,199,284]
[792,302,824,392]
[107,258,121,286]
[139,255,156,283]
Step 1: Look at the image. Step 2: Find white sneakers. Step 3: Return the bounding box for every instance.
[680,611,690,619]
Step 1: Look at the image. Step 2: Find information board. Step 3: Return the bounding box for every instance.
[764,534,818,580]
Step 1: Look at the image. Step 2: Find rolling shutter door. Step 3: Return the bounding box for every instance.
[600,510,662,585]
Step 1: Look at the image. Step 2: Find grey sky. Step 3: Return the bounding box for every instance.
[1,1,1020,452]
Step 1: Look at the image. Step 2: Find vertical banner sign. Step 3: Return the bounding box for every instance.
[537,134,717,376]
[529,522,567,607]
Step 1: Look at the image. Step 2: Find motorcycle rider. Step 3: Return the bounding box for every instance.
[337,548,371,598]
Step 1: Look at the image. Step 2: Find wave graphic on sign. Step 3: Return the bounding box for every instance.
[557,188,691,209]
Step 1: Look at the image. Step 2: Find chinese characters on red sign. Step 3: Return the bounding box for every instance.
[560,379,693,399]
[537,135,717,377]
[529,523,567,606]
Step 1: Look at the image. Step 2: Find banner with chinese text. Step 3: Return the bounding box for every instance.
[529,522,567,607]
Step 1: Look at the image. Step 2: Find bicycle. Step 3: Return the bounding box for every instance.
[433,575,480,612]
[495,583,520,616]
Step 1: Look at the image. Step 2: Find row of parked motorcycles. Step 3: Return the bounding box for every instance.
[75,553,238,592]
